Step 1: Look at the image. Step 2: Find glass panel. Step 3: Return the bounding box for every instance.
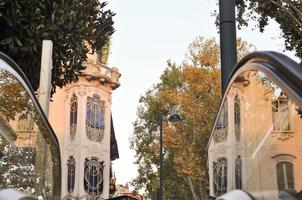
[234,95,241,140]
[286,162,295,190]
[0,68,61,199]
[208,70,302,200]
[213,158,227,196]
[86,95,105,142]
[235,156,242,189]
[213,101,228,142]
[84,157,104,198]
[67,156,76,194]
[277,162,286,190]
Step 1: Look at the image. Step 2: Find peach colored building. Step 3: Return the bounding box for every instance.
[49,52,120,200]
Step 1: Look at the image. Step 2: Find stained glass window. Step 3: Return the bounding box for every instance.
[213,101,228,142]
[277,162,294,191]
[86,95,105,142]
[234,95,241,140]
[67,156,76,194]
[235,156,242,189]
[213,158,227,196]
[70,94,78,140]
[84,157,104,199]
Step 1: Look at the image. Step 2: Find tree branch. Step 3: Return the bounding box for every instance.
[283,0,302,22]
[269,0,302,26]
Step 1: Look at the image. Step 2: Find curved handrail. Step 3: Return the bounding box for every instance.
[0,52,60,148]
[0,52,62,199]
[230,51,302,107]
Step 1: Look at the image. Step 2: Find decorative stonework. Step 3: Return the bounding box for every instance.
[86,95,105,143]
[70,95,78,140]
[271,131,294,141]
[234,95,241,141]
[67,156,76,194]
[213,158,227,197]
[213,128,227,143]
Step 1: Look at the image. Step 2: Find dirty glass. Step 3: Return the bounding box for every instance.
[208,70,302,200]
[0,67,61,199]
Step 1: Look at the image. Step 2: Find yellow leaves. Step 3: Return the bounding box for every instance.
[186,37,220,68]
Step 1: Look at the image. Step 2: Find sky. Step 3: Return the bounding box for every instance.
[107,0,298,187]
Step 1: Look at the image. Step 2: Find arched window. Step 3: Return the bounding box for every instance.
[84,157,104,198]
[213,158,227,196]
[86,95,105,142]
[213,101,228,142]
[235,156,242,189]
[67,156,76,194]
[70,94,78,140]
[234,95,241,140]
[276,161,295,191]
[272,92,289,132]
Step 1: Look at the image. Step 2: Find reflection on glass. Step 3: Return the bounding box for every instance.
[208,70,302,200]
[213,101,228,143]
[0,69,60,199]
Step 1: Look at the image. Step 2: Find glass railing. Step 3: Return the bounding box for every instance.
[0,53,61,200]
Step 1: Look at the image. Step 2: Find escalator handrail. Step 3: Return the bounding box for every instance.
[0,52,60,149]
[230,51,302,105]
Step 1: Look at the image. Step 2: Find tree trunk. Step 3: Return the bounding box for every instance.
[186,177,200,200]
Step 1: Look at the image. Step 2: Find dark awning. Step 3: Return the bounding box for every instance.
[110,114,119,161]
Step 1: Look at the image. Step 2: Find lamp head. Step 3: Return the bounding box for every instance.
[167,113,182,122]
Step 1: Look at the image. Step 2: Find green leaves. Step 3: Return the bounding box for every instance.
[235,0,302,60]
[0,0,115,94]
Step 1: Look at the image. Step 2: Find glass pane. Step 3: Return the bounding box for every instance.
[213,101,228,143]
[208,70,302,200]
[86,95,105,142]
[0,68,61,199]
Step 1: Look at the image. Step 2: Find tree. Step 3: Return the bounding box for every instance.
[235,0,302,60]
[130,37,253,199]
[0,0,115,94]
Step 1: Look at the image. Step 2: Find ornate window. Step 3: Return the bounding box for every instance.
[213,158,227,196]
[235,156,242,189]
[86,95,105,142]
[84,157,104,199]
[70,95,78,140]
[67,156,76,194]
[272,93,289,132]
[213,101,228,142]
[234,95,241,140]
[276,161,295,191]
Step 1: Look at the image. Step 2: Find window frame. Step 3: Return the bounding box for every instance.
[276,161,295,191]
[213,158,228,196]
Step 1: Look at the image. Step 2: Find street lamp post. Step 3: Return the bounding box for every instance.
[159,113,182,200]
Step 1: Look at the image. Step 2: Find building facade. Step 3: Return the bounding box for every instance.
[49,52,120,200]
[208,70,302,199]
